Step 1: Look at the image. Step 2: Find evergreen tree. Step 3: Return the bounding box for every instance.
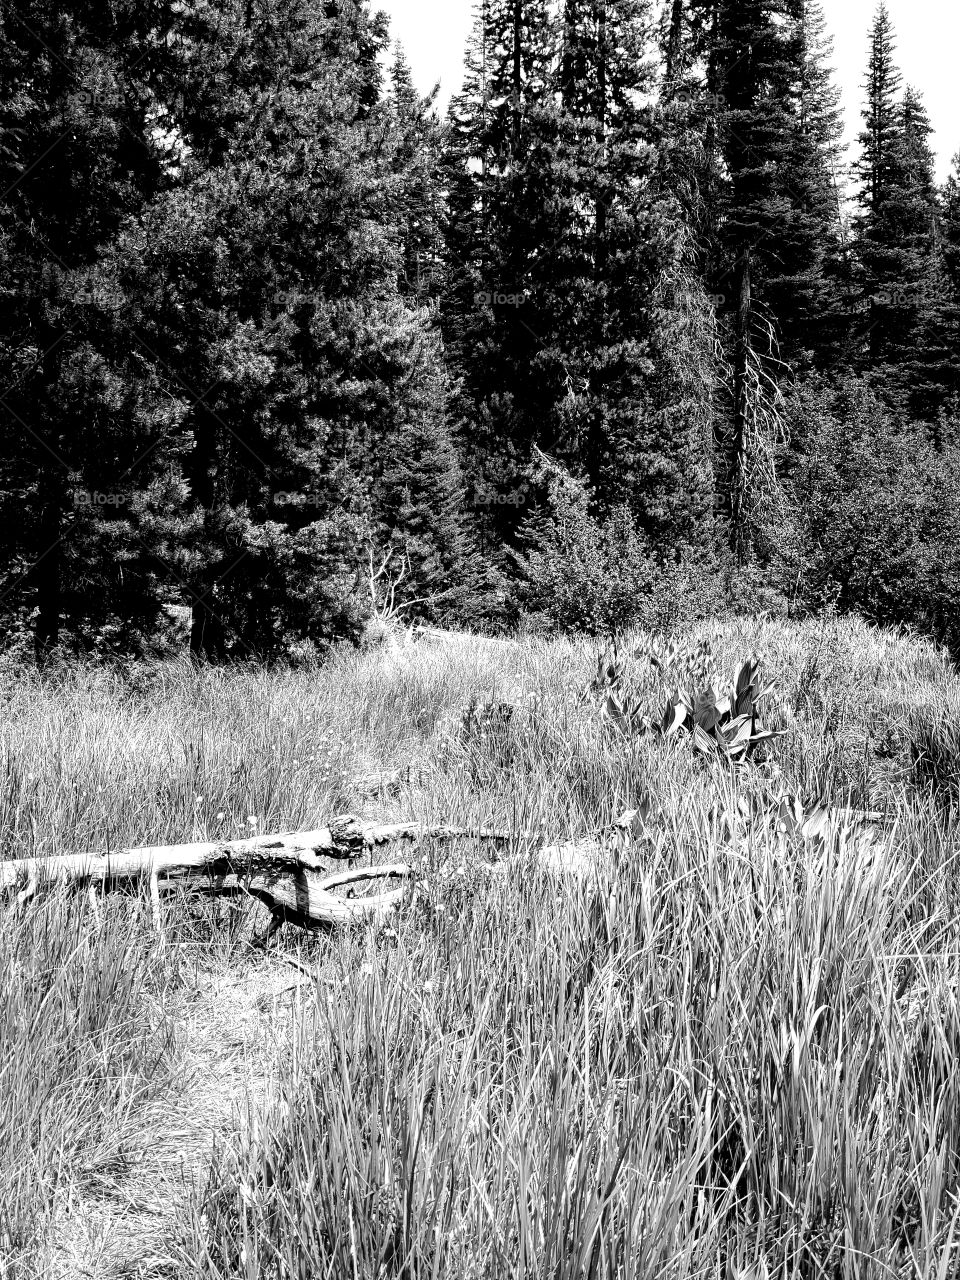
[124,0,480,656]
[388,46,446,303]
[854,2,902,220]
[0,0,479,659]
[441,0,558,548]
[937,154,960,432]
[444,0,715,554]
[553,0,714,540]
[851,7,941,385]
[694,0,845,559]
[772,0,847,365]
[944,154,960,300]
[0,0,193,657]
[895,92,958,420]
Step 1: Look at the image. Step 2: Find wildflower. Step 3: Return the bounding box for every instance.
[247,815,258,827]
[216,811,225,823]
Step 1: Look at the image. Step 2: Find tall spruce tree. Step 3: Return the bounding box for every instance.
[771,0,846,366]
[0,1,195,656]
[444,0,715,553]
[691,0,844,559]
[851,6,941,384]
[937,154,960,433]
[441,0,558,549]
[552,0,715,540]
[388,47,446,303]
[941,153,960,414]
[894,91,957,420]
[0,0,480,659]
[125,0,480,656]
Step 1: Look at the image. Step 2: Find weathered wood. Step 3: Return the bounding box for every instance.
[0,818,512,891]
[0,820,510,929]
[245,865,417,929]
[413,624,521,648]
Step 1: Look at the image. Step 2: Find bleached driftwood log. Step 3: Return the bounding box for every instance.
[0,817,513,930]
[0,809,653,931]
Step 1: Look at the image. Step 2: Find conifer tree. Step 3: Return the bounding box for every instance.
[937,154,960,431]
[851,8,938,373]
[444,0,717,553]
[894,91,957,419]
[126,0,481,656]
[0,0,480,658]
[771,0,846,366]
[0,0,194,656]
[551,0,715,541]
[944,155,960,300]
[441,0,558,546]
[388,47,445,303]
[691,0,845,559]
[851,8,945,416]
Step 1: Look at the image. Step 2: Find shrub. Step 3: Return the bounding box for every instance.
[509,452,724,635]
[789,375,960,659]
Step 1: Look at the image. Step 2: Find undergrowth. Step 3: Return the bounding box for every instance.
[2,616,960,1276]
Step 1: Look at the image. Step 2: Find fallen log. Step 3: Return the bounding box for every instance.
[0,809,654,931]
[412,624,521,649]
[0,818,513,930]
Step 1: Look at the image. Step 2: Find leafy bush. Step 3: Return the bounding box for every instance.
[509,452,724,635]
[591,643,784,767]
[789,375,960,658]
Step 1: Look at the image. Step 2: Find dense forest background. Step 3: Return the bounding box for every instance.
[1,0,959,662]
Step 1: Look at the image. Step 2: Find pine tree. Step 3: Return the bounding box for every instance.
[771,0,846,366]
[693,0,845,559]
[122,0,480,656]
[0,0,481,659]
[850,7,941,378]
[441,0,559,548]
[551,0,715,542]
[444,0,716,554]
[938,154,960,431]
[945,154,960,299]
[894,91,957,419]
[0,0,193,657]
[854,3,902,219]
[388,46,446,303]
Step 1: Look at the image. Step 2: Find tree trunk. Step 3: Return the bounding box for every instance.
[188,404,227,661]
[0,819,515,930]
[512,0,522,152]
[731,245,752,564]
[33,484,62,661]
[664,0,685,91]
[0,812,650,929]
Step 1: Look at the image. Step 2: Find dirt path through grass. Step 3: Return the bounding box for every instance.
[38,946,319,1280]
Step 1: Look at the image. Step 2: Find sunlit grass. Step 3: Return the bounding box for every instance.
[2,615,960,1275]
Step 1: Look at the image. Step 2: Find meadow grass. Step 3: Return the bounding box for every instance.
[2,616,960,1276]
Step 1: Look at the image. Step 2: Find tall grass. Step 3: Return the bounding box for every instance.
[0,890,176,1274]
[176,618,960,1277]
[3,617,960,1275]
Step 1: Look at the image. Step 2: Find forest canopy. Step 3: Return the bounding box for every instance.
[1,0,958,660]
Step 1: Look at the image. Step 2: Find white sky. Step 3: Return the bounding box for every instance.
[375,0,959,182]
